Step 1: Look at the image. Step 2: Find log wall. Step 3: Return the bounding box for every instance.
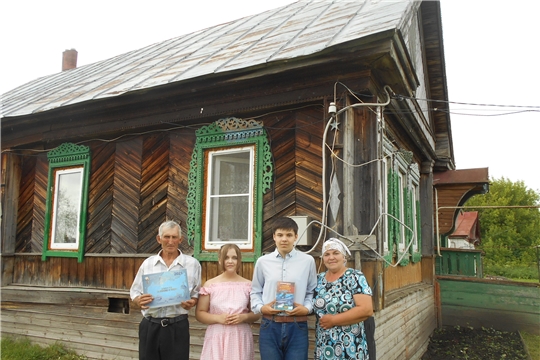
[5,253,408,294]
[0,285,316,360]
[1,284,434,360]
[13,109,326,258]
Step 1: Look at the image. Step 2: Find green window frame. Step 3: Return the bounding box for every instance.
[383,139,421,266]
[186,117,273,262]
[42,143,91,262]
[408,165,422,263]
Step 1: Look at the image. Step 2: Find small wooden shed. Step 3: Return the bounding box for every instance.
[1,1,488,359]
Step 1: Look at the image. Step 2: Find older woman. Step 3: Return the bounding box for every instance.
[313,238,374,359]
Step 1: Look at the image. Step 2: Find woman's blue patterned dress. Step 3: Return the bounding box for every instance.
[313,268,373,359]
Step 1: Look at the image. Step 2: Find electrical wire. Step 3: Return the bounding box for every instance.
[1,103,323,155]
[299,84,394,258]
[10,82,533,267]
[395,95,540,109]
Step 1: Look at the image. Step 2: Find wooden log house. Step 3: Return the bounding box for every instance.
[1,1,489,359]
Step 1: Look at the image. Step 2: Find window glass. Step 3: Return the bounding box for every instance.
[205,147,254,249]
[382,157,389,254]
[398,171,406,251]
[51,168,83,249]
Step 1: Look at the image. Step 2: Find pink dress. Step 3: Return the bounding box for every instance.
[199,282,254,360]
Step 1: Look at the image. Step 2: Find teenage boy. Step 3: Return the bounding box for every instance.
[251,217,317,360]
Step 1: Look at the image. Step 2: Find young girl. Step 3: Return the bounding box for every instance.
[196,244,260,359]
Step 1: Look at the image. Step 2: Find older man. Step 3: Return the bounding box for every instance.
[130,220,201,360]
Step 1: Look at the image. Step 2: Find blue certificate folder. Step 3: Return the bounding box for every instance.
[142,269,190,308]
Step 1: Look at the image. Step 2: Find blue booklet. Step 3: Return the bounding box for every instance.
[142,269,191,308]
[274,281,295,312]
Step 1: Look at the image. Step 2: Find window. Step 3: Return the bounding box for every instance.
[187,117,273,262]
[398,171,406,252]
[409,165,422,263]
[42,143,91,262]
[50,168,84,249]
[381,138,421,266]
[204,147,254,250]
[381,156,389,255]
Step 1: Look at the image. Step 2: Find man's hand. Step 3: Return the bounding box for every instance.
[181,298,197,311]
[261,300,281,316]
[286,302,309,316]
[135,294,153,310]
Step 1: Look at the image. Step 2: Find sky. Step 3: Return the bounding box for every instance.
[1,0,539,193]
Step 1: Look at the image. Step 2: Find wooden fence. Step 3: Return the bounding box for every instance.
[435,248,483,278]
[437,276,540,335]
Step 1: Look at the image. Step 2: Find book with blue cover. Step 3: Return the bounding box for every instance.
[274,281,295,312]
[142,269,190,308]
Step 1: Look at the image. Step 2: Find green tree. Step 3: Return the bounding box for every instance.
[465,177,540,271]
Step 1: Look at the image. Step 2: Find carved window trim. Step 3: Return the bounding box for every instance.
[42,143,91,262]
[186,118,273,262]
[383,138,421,266]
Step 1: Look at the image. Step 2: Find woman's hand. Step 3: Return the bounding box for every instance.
[318,294,373,329]
[319,314,335,329]
[214,313,229,324]
[225,313,243,325]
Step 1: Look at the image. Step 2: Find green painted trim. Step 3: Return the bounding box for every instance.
[187,118,273,262]
[384,169,395,268]
[42,143,91,263]
[397,184,409,266]
[411,199,422,263]
[436,249,483,277]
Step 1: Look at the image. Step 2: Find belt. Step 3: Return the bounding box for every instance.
[145,314,188,327]
[263,315,308,323]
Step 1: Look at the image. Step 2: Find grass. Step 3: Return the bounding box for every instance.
[511,278,540,283]
[0,337,88,360]
[3,330,538,360]
[521,332,540,360]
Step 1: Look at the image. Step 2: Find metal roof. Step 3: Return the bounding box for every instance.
[449,211,481,244]
[1,0,415,118]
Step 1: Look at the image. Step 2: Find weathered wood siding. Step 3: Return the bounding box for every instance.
[4,255,330,289]
[261,109,324,252]
[384,259,423,293]
[374,284,436,360]
[3,77,435,360]
[9,254,144,289]
[13,109,326,259]
[2,283,432,360]
[1,286,140,360]
[0,285,315,360]
[434,184,478,235]
[437,276,540,335]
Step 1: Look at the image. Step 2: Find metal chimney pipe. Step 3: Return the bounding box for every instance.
[62,49,78,71]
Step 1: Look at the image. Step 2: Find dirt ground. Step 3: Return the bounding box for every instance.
[421,326,529,360]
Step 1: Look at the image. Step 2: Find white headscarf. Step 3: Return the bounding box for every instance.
[322,238,351,257]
